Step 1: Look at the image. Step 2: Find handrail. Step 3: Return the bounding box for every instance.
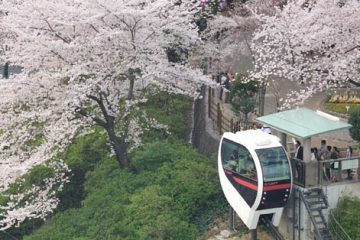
[319,156,360,164]
[291,156,360,187]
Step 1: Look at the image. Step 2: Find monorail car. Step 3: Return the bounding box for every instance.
[218,130,292,230]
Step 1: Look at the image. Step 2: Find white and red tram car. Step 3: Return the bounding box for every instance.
[218,130,292,229]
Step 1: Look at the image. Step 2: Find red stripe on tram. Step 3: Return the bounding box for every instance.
[232,177,258,191]
[263,183,291,191]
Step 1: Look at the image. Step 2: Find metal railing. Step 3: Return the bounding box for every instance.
[291,156,360,188]
[291,158,306,187]
[318,156,360,185]
[328,209,352,240]
[291,157,358,239]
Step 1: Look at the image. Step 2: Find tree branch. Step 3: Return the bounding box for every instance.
[44,19,71,43]
[50,50,69,63]
[75,106,107,127]
[89,24,100,33]
[345,45,360,54]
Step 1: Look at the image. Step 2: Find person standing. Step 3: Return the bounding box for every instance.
[330,146,339,182]
[318,140,328,160]
[318,140,330,180]
[323,145,332,180]
[345,146,353,179]
[311,147,318,161]
[294,140,304,183]
[295,140,303,160]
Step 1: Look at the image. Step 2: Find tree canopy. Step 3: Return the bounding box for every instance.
[0,0,212,230]
[251,0,360,108]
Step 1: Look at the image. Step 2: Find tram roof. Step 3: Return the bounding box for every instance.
[255,107,352,139]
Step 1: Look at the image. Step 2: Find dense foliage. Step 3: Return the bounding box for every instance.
[251,0,360,108]
[348,109,360,142]
[230,73,259,122]
[331,196,360,239]
[0,92,225,239]
[23,139,221,240]
[1,0,212,227]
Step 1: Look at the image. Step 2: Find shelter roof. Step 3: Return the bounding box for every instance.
[256,107,352,139]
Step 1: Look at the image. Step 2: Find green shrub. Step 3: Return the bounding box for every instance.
[24,139,222,240]
[349,108,360,142]
[331,196,360,238]
[21,92,222,240]
[125,185,197,240]
[142,91,192,141]
[27,165,55,186]
[58,128,108,210]
[230,73,259,122]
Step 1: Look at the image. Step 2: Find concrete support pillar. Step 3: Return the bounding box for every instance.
[303,138,311,162]
[303,138,317,187]
[281,132,287,151]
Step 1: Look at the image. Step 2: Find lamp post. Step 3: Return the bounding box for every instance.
[346,105,350,113]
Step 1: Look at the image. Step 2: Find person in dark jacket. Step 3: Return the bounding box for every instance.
[294,140,304,183]
[294,140,303,160]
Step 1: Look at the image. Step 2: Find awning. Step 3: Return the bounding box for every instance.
[256,107,352,139]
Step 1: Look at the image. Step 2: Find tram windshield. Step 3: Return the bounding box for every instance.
[255,147,290,182]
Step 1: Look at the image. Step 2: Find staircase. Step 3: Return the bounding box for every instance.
[301,188,333,240]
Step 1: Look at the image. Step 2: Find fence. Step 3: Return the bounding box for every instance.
[291,156,360,187]
[208,86,254,134]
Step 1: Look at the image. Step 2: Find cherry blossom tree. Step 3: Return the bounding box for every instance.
[251,0,360,108]
[0,0,211,230]
[193,0,284,115]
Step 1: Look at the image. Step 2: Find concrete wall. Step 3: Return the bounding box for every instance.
[278,182,360,240]
[325,182,360,214]
[192,86,221,157]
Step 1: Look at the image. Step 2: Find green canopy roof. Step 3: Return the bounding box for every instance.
[256,107,352,139]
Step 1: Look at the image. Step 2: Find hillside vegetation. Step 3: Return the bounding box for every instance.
[331,196,360,239]
[1,91,226,240]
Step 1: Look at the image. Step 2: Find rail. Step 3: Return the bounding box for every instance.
[260,216,285,240]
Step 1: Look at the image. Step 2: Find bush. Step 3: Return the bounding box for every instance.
[348,108,360,142]
[21,92,223,240]
[24,140,222,240]
[142,91,192,141]
[331,196,360,238]
[57,128,108,210]
[230,73,259,122]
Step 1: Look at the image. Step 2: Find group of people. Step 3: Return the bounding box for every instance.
[295,139,354,182]
[216,69,235,102]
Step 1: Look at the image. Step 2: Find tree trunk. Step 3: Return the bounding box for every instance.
[78,71,137,169]
[106,127,128,168]
[258,82,266,116]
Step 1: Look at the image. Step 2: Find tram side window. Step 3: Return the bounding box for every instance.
[221,139,257,180]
